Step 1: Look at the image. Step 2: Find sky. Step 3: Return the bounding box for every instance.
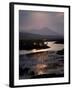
[19,10,64,36]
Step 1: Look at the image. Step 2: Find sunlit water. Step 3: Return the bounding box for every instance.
[19,41,64,79]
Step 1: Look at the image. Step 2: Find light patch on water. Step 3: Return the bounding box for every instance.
[35,64,47,75]
[47,41,55,46]
[47,44,64,51]
[37,70,45,75]
[19,41,64,55]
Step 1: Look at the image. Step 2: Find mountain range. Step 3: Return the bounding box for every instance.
[19,27,64,40]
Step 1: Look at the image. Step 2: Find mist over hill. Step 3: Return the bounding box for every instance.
[19,27,64,40]
[25,27,60,36]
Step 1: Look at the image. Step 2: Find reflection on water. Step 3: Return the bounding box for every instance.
[19,41,64,79]
[35,64,47,75]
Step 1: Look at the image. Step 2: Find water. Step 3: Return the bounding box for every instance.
[19,41,64,79]
[19,41,64,54]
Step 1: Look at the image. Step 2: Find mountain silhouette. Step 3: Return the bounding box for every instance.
[27,27,59,36]
[20,27,63,40]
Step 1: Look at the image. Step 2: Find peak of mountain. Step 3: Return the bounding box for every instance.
[39,27,58,35]
[22,27,60,36]
[19,27,63,40]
